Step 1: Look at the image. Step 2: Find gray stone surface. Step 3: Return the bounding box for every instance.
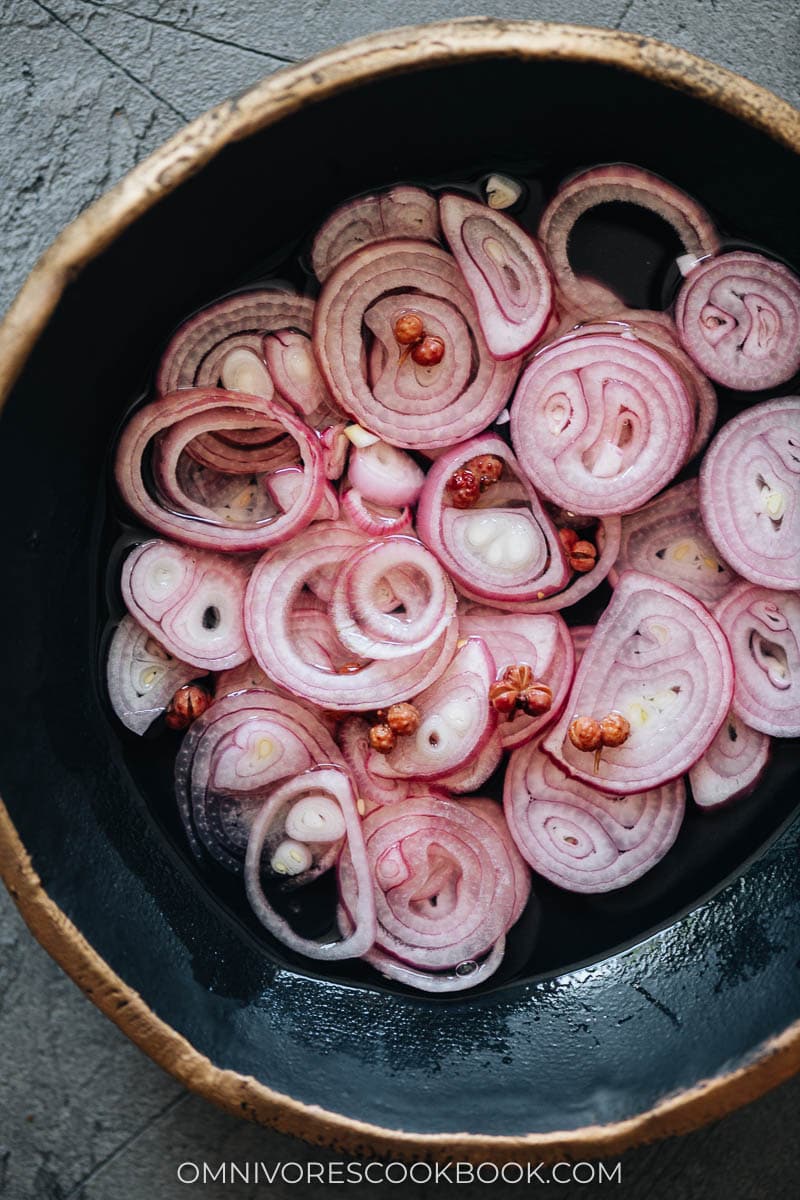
[1,1,799,1196]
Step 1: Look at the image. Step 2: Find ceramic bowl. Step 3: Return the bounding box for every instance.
[1,19,799,1161]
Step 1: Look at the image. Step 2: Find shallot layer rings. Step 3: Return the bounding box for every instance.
[675,252,800,391]
[537,163,720,316]
[504,734,686,893]
[341,489,413,536]
[121,539,251,671]
[337,794,530,975]
[510,332,695,515]
[175,689,343,869]
[688,711,770,810]
[106,614,200,734]
[157,289,315,393]
[439,191,553,358]
[544,570,735,794]
[612,477,738,607]
[700,396,800,590]
[713,582,800,737]
[115,387,326,552]
[244,522,459,710]
[577,312,718,462]
[313,239,519,449]
[245,768,377,960]
[416,432,570,604]
[329,536,457,659]
[311,185,440,282]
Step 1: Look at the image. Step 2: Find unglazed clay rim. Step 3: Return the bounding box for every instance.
[1,18,799,1161]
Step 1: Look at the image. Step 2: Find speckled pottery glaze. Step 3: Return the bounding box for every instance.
[1,19,800,1162]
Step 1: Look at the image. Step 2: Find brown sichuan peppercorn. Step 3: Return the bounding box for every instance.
[600,711,631,748]
[165,684,212,730]
[503,663,533,692]
[446,467,481,508]
[464,454,504,491]
[489,678,521,718]
[386,702,421,736]
[489,665,548,720]
[369,723,396,754]
[519,682,553,717]
[411,335,445,366]
[394,312,424,346]
[558,527,579,554]
[568,715,603,752]
[569,539,598,573]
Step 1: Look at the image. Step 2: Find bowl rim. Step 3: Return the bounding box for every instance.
[2,16,800,1162]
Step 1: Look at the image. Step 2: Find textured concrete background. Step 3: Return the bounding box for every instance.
[1,1,799,1196]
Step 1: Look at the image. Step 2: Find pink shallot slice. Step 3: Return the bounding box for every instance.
[367,637,496,780]
[121,539,250,672]
[543,570,734,794]
[244,523,458,710]
[337,794,530,990]
[538,163,719,317]
[689,711,770,810]
[312,185,440,281]
[714,581,800,737]
[439,191,553,358]
[504,734,685,892]
[676,252,800,390]
[700,397,800,590]
[313,240,518,449]
[511,330,695,515]
[106,614,202,734]
[245,767,377,960]
[416,433,569,605]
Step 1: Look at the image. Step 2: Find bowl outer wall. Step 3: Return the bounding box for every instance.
[1,18,800,1160]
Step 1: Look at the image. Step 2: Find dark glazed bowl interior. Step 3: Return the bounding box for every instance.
[2,48,800,1141]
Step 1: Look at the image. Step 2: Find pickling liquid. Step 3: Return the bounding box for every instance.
[97,159,800,997]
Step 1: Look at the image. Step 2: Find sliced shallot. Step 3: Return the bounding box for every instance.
[337,794,530,990]
[675,252,800,390]
[714,582,800,737]
[510,330,695,515]
[312,185,440,281]
[263,329,332,417]
[157,289,316,394]
[313,240,518,449]
[116,387,326,552]
[439,191,553,358]
[578,311,718,461]
[543,570,734,794]
[121,539,250,671]
[700,397,800,590]
[341,490,412,536]
[245,768,376,959]
[688,710,770,810]
[504,734,685,892]
[416,434,570,605]
[538,163,719,317]
[330,536,456,660]
[106,614,202,734]
[347,440,425,508]
[244,523,458,710]
[612,478,738,605]
[367,637,496,780]
[175,690,342,869]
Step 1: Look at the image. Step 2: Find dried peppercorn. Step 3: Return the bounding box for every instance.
[165,684,212,731]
